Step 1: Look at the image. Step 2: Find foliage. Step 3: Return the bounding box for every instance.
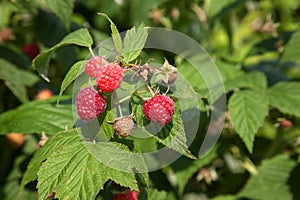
[1,0,300,200]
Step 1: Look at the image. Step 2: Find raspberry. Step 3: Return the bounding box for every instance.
[22,44,40,59]
[96,63,123,92]
[112,190,138,200]
[113,115,135,137]
[142,94,174,126]
[85,56,107,77]
[76,87,106,121]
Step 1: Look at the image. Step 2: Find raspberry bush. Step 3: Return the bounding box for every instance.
[1,1,300,200]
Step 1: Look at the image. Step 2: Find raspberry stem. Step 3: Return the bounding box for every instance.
[113,91,124,117]
[88,47,95,57]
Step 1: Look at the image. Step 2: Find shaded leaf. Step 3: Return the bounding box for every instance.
[172,145,219,195]
[238,154,297,200]
[267,82,300,117]
[0,59,39,102]
[45,0,75,29]
[33,28,93,80]
[0,96,73,135]
[228,90,269,152]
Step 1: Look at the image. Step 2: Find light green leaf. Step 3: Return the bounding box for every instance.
[37,131,139,200]
[147,188,167,200]
[0,59,39,102]
[58,60,86,102]
[267,82,300,117]
[123,24,148,63]
[172,145,219,195]
[98,13,123,56]
[281,30,300,64]
[33,28,93,81]
[0,96,73,135]
[238,154,297,200]
[228,90,269,152]
[45,0,75,29]
[21,129,78,189]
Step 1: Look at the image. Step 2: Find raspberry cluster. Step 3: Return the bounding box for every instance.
[75,55,177,136]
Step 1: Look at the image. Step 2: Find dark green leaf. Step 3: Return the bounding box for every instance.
[267,82,300,117]
[228,90,269,152]
[0,59,39,102]
[45,0,75,29]
[238,154,297,200]
[33,28,93,81]
[0,96,73,135]
[172,145,219,195]
[123,24,148,63]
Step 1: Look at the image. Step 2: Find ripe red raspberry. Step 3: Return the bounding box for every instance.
[76,87,106,121]
[96,63,123,92]
[21,44,40,59]
[85,56,107,77]
[142,94,174,126]
[112,190,138,200]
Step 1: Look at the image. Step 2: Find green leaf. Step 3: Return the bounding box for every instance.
[0,59,39,102]
[267,82,300,117]
[123,24,148,63]
[98,13,123,56]
[172,145,219,195]
[228,90,269,152]
[155,105,196,159]
[281,30,300,64]
[207,0,245,19]
[224,71,267,92]
[21,129,78,189]
[37,131,139,200]
[0,96,73,135]
[4,155,38,200]
[45,0,75,29]
[96,96,116,139]
[238,154,297,200]
[146,188,167,200]
[33,28,93,81]
[211,195,238,200]
[58,60,86,102]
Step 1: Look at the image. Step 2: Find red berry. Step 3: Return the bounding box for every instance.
[96,63,123,92]
[112,190,138,200]
[76,87,106,121]
[22,44,40,59]
[142,94,174,126]
[85,56,107,77]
